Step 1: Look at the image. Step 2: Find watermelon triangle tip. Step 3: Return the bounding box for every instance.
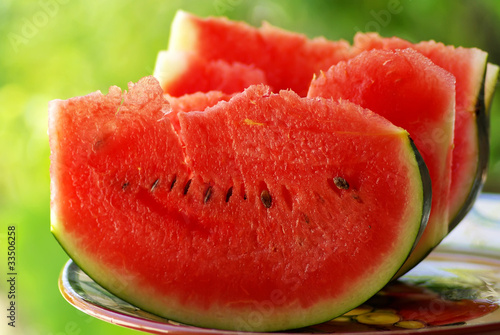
[168,10,199,52]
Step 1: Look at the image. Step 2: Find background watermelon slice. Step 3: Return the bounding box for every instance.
[352,32,489,231]
[49,77,430,332]
[308,48,455,277]
[154,50,269,95]
[156,10,351,97]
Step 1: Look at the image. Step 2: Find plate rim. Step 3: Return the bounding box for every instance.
[59,246,500,335]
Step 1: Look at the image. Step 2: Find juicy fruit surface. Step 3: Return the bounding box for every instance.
[165,90,232,132]
[50,77,428,331]
[353,32,488,229]
[308,48,455,276]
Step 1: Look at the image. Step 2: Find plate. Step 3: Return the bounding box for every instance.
[59,193,500,335]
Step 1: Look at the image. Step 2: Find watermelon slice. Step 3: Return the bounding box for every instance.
[154,50,269,95]
[50,76,430,331]
[157,10,351,97]
[352,32,489,231]
[308,48,455,277]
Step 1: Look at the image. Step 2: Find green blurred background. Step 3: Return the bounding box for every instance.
[1,0,500,334]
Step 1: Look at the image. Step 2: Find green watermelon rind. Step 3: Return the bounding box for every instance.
[407,138,432,254]
[51,83,431,331]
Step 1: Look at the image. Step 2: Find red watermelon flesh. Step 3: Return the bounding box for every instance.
[165,90,232,132]
[154,50,269,96]
[352,32,488,229]
[50,76,430,331]
[308,48,455,277]
[164,10,351,97]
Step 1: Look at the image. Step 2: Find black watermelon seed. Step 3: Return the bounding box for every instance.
[260,190,272,208]
[170,175,177,190]
[183,179,192,195]
[122,182,129,190]
[204,186,213,203]
[151,179,160,191]
[225,187,233,203]
[333,177,349,190]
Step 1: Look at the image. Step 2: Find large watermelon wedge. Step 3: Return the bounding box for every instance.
[308,48,455,278]
[155,10,351,97]
[352,32,489,231]
[49,76,430,332]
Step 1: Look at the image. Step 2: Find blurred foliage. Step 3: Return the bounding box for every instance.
[0,0,499,334]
